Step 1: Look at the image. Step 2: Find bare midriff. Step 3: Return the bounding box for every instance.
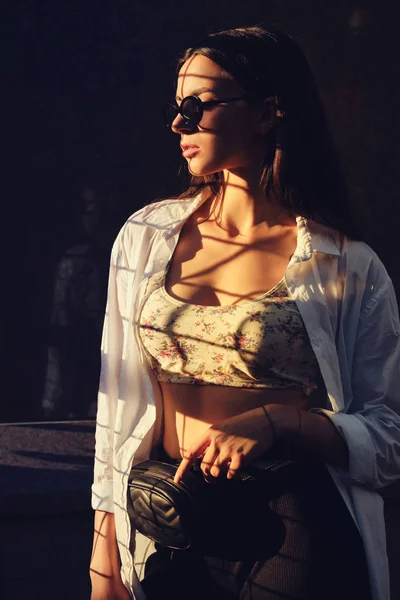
[160,382,310,459]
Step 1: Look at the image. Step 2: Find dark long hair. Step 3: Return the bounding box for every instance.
[173,26,359,239]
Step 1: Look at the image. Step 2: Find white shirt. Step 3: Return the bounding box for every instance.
[92,193,400,600]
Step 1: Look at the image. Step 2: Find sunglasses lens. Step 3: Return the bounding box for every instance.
[164,97,202,128]
[164,104,178,127]
[181,97,201,126]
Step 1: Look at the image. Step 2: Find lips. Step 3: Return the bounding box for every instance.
[181,144,200,158]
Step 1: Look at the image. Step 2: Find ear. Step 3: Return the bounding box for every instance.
[258,96,277,135]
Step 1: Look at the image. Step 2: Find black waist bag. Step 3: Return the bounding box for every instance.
[127,456,294,551]
[127,460,208,550]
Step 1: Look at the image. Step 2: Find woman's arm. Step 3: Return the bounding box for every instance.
[266,404,349,468]
[90,511,121,579]
[174,403,348,483]
[90,228,131,598]
[319,278,400,489]
[92,231,127,513]
[175,274,400,486]
[90,510,131,600]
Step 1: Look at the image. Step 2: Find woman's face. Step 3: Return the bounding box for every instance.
[173,54,269,177]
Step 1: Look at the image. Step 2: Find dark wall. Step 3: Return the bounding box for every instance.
[7,0,399,422]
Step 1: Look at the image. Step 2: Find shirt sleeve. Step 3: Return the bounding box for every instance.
[317,278,400,489]
[91,228,129,512]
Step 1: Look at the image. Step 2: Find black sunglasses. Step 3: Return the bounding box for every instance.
[163,95,248,128]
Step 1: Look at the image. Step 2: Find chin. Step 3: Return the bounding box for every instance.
[187,158,223,177]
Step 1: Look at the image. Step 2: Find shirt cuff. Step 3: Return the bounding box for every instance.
[311,408,376,486]
[91,482,114,512]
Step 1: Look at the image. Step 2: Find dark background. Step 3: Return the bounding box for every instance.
[6,0,400,423]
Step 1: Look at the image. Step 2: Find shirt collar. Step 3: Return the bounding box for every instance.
[139,194,341,259]
[294,216,341,260]
[137,193,208,239]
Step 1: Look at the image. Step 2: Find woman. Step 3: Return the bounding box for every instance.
[90,27,400,600]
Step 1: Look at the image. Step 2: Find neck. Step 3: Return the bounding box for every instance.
[209,168,293,237]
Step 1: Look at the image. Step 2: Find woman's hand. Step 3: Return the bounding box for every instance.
[174,406,276,483]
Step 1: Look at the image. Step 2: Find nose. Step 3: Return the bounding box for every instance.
[171,113,196,135]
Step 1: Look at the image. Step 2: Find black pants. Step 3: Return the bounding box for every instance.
[140,445,372,600]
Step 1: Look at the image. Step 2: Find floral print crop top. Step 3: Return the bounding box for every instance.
[139,270,321,395]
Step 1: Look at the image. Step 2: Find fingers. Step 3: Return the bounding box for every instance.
[208,449,232,479]
[227,450,246,479]
[174,427,257,483]
[202,436,247,479]
[173,456,192,484]
[173,435,211,483]
[200,440,220,478]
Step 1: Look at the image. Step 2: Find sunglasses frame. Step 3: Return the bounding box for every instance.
[163,95,249,128]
